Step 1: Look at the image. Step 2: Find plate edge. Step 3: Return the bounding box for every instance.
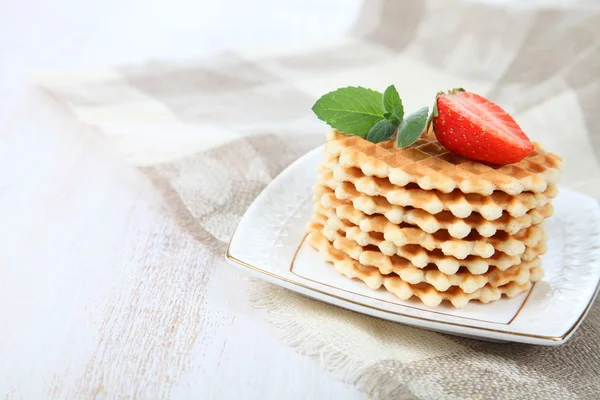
[227,228,600,344]
[225,148,600,344]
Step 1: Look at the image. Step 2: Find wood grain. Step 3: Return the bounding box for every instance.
[0,89,366,399]
[0,0,369,397]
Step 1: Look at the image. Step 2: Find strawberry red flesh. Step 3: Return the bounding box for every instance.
[432,91,534,165]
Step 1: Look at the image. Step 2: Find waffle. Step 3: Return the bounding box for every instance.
[310,219,544,293]
[316,170,554,238]
[325,129,563,196]
[316,200,543,259]
[306,227,536,308]
[312,210,546,275]
[320,160,558,220]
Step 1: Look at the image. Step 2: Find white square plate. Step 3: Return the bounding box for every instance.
[227,145,600,345]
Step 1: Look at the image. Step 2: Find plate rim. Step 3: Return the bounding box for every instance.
[226,146,600,345]
[288,233,537,326]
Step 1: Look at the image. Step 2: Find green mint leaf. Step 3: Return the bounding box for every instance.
[383,85,404,123]
[383,85,400,113]
[426,94,440,133]
[397,106,429,148]
[367,119,398,143]
[311,86,385,137]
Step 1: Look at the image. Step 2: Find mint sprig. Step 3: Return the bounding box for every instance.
[311,87,385,137]
[383,85,404,123]
[367,119,397,143]
[311,85,430,148]
[397,107,429,148]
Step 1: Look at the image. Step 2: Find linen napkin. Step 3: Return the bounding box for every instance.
[40,0,600,398]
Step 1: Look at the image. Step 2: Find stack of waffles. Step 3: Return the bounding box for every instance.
[307,130,564,308]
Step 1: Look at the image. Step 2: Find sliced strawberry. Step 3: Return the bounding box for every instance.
[432,89,534,165]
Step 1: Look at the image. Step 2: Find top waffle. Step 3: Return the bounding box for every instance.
[325,129,563,196]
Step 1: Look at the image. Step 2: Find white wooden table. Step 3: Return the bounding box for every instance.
[0,0,368,398]
[6,0,579,397]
